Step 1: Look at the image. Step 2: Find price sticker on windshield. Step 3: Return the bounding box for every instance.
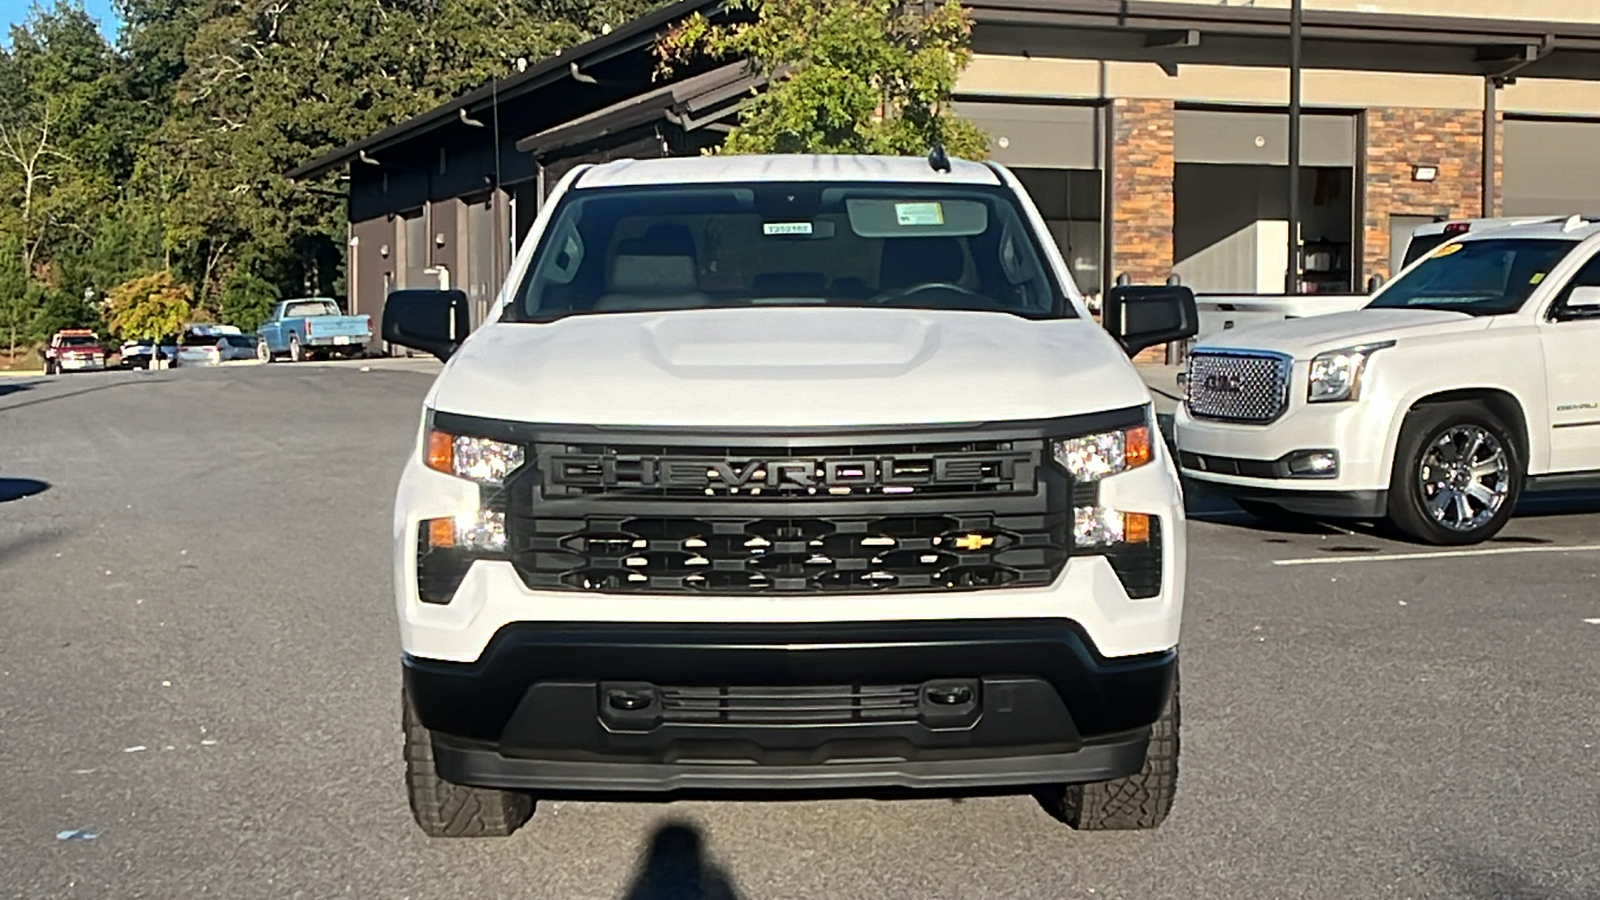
[894,202,945,227]
[763,222,814,236]
[1432,242,1465,258]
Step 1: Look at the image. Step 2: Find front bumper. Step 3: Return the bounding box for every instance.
[407,618,1175,792]
[58,357,105,370]
[1174,400,1396,516]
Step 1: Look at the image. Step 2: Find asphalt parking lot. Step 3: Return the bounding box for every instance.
[2,364,1598,900]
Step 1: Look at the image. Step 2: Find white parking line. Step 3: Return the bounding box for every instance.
[1273,543,1600,567]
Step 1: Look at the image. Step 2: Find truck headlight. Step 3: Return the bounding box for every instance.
[415,511,508,605]
[1307,342,1393,403]
[1074,507,1150,548]
[425,428,525,484]
[1052,425,1153,482]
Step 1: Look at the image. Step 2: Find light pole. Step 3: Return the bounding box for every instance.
[1286,0,1303,294]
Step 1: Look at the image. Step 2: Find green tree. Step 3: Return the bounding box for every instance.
[656,0,986,158]
[218,267,278,332]
[105,270,192,341]
[0,237,37,359]
[0,2,149,335]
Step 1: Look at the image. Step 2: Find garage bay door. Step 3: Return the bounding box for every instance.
[1503,119,1600,217]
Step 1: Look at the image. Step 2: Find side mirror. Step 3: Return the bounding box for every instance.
[1103,284,1199,357]
[382,289,470,361]
[1567,285,1600,309]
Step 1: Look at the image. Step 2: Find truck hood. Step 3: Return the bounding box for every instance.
[427,307,1149,428]
[1195,307,1491,360]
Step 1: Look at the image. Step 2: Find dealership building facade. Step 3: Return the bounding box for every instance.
[288,0,1600,350]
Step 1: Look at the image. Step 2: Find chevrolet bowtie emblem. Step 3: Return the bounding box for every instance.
[953,534,994,551]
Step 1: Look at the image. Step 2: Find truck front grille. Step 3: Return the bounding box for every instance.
[1184,351,1293,424]
[509,512,1070,594]
[535,439,1036,499]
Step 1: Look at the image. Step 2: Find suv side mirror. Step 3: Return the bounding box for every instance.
[383,289,470,361]
[1565,285,1600,313]
[1103,284,1199,357]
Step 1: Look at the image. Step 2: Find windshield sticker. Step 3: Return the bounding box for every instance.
[763,222,814,236]
[1432,242,1465,257]
[894,202,945,227]
[1530,272,1546,285]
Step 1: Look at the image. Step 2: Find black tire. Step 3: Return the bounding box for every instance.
[44,360,57,376]
[1038,668,1179,830]
[404,690,533,838]
[1386,401,1523,546]
[288,335,303,363]
[1234,498,1303,525]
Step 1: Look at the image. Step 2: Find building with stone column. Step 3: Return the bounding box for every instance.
[289,0,1600,353]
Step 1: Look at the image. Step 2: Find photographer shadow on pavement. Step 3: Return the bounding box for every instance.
[620,821,745,900]
[0,478,49,503]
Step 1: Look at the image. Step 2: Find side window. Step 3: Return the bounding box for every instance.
[1550,252,1600,322]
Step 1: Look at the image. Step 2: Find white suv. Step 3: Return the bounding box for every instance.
[1177,216,1600,544]
[381,154,1196,837]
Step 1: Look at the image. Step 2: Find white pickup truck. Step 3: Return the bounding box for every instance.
[1176,216,1600,544]
[378,153,1198,837]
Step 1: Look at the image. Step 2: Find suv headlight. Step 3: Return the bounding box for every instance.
[1307,342,1393,403]
[1051,424,1153,482]
[424,428,525,484]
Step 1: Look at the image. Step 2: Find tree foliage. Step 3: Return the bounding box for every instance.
[105,270,193,340]
[0,0,659,363]
[656,0,986,159]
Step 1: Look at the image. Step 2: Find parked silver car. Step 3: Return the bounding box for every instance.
[173,333,259,367]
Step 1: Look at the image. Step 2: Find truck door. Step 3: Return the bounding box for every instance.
[1539,250,1600,474]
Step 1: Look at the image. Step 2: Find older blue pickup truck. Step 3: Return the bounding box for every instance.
[256,298,372,363]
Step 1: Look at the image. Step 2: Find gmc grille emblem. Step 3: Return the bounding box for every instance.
[1202,373,1243,394]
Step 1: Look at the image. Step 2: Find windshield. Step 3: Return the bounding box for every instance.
[59,336,98,348]
[507,181,1073,321]
[1368,238,1575,316]
[285,300,341,318]
[222,335,255,348]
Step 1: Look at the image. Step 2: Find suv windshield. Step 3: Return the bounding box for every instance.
[58,336,98,348]
[1368,238,1575,316]
[507,181,1073,321]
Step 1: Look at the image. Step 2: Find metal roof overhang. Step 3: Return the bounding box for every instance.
[286,0,724,181]
[965,0,1600,81]
[513,61,759,157]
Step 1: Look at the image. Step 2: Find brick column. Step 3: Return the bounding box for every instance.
[1110,98,1176,285]
[1364,107,1501,281]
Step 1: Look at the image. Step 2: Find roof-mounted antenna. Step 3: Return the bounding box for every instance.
[928,143,951,174]
[1563,214,1587,233]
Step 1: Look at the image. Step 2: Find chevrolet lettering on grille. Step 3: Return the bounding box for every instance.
[548,452,1035,495]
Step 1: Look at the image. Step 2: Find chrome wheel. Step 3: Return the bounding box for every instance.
[1417,425,1509,532]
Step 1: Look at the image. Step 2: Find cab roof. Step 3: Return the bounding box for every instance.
[573,154,1002,189]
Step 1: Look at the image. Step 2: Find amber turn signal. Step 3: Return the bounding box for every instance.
[1124,426,1152,470]
[425,429,454,475]
[1123,512,1152,545]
